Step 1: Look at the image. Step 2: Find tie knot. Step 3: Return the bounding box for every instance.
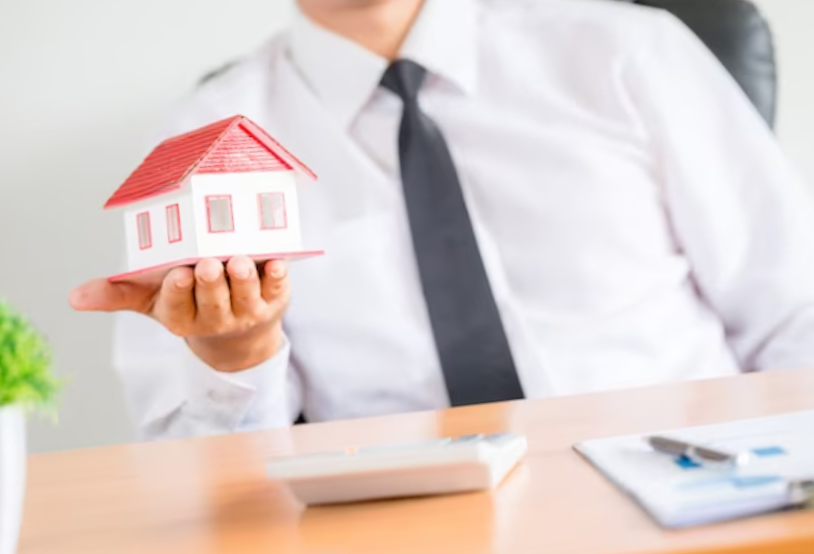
[381,59,427,102]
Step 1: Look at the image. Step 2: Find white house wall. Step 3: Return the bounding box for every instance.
[123,186,198,272]
[190,171,302,259]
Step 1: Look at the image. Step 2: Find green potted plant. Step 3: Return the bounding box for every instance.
[0,300,60,554]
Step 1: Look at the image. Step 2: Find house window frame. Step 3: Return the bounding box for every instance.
[136,211,152,250]
[166,204,182,243]
[258,192,288,230]
[205,195,235,234]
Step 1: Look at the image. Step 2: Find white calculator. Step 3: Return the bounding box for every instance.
[266,432,528,506]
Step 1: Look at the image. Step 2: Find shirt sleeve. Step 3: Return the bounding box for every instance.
[112,310,304,441]
[624,11,814,371]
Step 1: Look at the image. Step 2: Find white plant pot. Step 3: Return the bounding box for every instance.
[0,406,26,554]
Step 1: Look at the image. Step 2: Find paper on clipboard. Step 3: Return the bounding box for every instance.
[574,410,814,528]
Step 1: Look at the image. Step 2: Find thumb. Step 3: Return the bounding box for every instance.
[69,278,151,313]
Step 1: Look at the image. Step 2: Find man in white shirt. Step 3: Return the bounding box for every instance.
[70,0,814,441]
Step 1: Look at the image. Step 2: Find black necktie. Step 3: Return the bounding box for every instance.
[381,59,525,406]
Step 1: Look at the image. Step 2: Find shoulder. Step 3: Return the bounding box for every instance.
[477,0,685,54]
[194,34,286,101]
[478,0,676,29]
[155,33,289,140]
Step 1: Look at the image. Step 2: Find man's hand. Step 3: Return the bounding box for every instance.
[69,256,290,372]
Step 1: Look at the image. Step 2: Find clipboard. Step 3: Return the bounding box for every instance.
[574,410,814,528]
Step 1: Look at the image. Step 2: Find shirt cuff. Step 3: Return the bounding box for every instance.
[181,334,292,434]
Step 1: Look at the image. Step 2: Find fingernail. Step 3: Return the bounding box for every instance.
[175,277,193,289]
[233,264,250,280]
[270,262,287,279]
[200,270,218,283]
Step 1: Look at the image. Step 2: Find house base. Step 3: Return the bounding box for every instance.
[108,250,325,282]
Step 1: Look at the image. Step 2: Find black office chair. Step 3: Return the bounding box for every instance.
[625,0,777,128]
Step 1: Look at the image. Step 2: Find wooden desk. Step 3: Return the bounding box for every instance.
[18,369,814,554]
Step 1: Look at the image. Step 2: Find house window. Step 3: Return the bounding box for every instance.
[136,212,152,250]
[206,195,234,233]
[166,204,182,243]
[258,192,287,230]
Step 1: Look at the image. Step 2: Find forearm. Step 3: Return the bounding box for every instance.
[113,313,301,441]
[180,333,298,435]
[623,13,814,372]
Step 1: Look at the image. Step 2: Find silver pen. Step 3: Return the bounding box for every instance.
[788,479,814,508]
[646,435,751,467]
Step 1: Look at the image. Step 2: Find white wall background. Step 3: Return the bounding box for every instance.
[753,0,814,183]
[0,0,812,453]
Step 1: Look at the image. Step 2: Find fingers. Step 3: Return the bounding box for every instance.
[194,258,233,335]
[151,267,196,335]
[261,259,290,305]
[71,258,290,345]
[69,278,154,313]
[226,256,263,319]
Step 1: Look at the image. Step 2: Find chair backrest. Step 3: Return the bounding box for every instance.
[629,0,777,128]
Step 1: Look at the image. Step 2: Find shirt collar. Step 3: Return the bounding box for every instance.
[288,0,478,129]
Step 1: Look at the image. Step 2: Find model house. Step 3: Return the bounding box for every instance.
[104,115,320,280]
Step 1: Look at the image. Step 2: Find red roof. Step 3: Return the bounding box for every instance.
[104,115,317,209]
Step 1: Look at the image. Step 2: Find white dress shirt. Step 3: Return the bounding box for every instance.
[114,0,814,441]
